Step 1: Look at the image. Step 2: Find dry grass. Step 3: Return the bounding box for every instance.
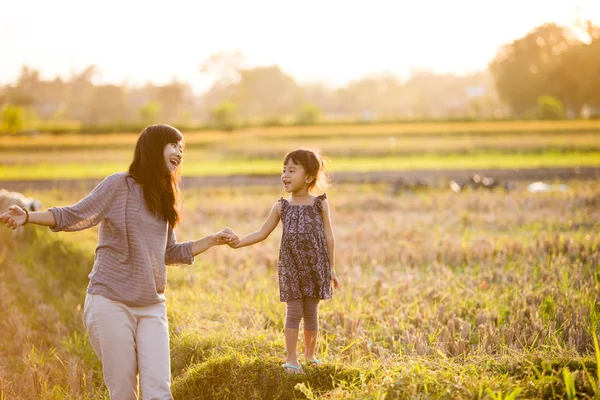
[1,180,599,398]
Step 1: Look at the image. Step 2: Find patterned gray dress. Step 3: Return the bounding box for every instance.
[278,193,332,302]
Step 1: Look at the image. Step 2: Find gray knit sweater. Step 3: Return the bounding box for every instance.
[49,172,194,306]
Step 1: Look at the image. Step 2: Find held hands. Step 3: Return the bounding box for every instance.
[216,227,240,248]
[0,206,27,230]
[212,227,239,246]
[227,231,241,248]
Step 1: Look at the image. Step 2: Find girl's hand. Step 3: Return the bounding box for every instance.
[0,206,27,230]
[223,227,240,247]
[332,272,340,289]
[218,227,240,248]
[227,234,240,248]
[213,228,237,246]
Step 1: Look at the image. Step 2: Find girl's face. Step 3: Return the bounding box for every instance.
[281,159,313,193]
[163,141,183,173]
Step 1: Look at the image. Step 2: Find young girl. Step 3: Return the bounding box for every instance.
[228,148,339,374]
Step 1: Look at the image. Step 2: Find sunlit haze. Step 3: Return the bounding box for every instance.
[2,0,598,93]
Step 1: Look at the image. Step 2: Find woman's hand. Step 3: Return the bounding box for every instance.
[213,227,239,246]
[0,206,27,230]
[218,227,240,248]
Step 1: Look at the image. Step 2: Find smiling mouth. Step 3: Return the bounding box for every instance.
[170,158,180,168]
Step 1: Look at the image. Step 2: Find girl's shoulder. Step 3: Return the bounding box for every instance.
[279,194,327,205]
[275,198,286,211]
[315,193,328,212]
[278,194,329,212]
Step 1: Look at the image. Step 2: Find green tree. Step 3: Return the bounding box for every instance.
[489,23,572,116]
[537,95,565,119]
[1,105,25,134]
[210,101,237,131]
[140,102,161,124]
[296,103,321,125]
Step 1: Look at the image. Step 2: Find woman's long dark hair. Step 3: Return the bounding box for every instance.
[128,124,183,227]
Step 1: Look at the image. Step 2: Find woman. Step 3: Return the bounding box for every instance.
[0,124,235,399]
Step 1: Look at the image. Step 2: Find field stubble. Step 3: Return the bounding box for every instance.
[1,181,599,399]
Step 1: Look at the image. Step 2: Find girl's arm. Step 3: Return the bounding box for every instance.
[190,229,234,256]
[229,202,281,249]
[1,207,57,229]
[166,226,235,265]
[321,199,339,289]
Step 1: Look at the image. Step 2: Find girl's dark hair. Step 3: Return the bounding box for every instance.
[283,148,331,193]
[128,124,184,227]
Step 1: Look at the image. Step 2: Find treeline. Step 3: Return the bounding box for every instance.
[490,22,600,118]
[0,65,501,134]
[1,21,599,134]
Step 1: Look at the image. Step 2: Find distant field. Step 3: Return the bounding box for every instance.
[1,120,600,180]
[1,151,599,180]
[2,120,600,150]
[2,132,600,161]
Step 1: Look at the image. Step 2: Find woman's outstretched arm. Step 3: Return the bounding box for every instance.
[0,207,57,229]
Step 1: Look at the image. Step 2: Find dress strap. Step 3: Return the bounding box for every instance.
[278,197,289,212]
[314,193,327,213]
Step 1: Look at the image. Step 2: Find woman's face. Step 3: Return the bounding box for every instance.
[163,141,183,173]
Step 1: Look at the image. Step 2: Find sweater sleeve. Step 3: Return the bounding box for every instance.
[164,225,194,265]
[48,173,123,232]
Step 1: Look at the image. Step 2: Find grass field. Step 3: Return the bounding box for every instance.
[1,180,599,399]
[1,151,599,180]
[1,120,599,398]
[1,120,600,180]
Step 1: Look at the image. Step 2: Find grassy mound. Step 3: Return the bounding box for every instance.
[173,352,362,400]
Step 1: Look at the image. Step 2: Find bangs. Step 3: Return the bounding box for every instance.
[165,126,184,145]
[283,150,303,166]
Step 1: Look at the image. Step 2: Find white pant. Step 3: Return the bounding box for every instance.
[83,294,173,400]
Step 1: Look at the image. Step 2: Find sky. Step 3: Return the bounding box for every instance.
[1,0,599,94]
